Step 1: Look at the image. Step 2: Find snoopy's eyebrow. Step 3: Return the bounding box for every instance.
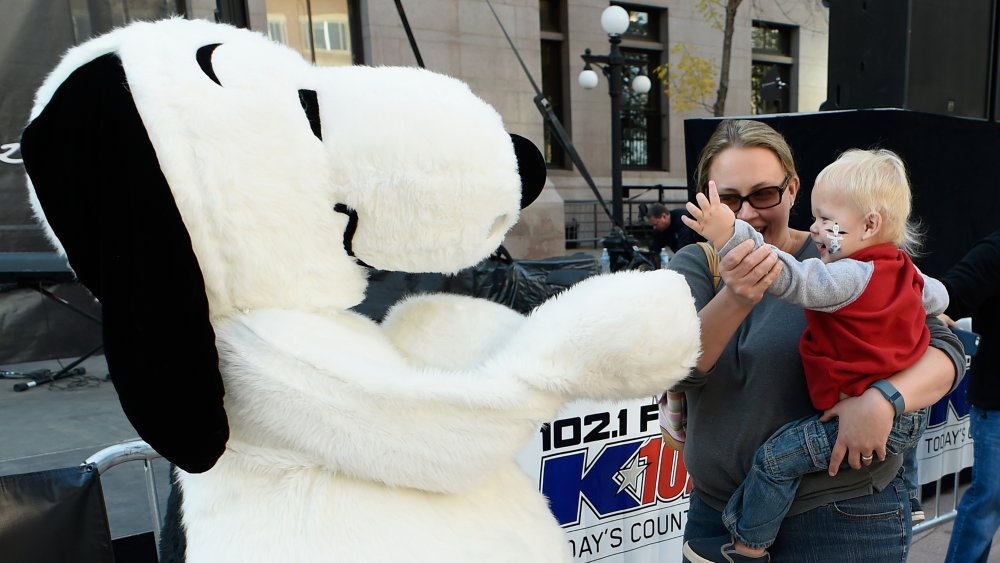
[298,89,322,141]
[197,44,222,86]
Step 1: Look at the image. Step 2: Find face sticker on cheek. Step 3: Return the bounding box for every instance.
[826,223,844,254]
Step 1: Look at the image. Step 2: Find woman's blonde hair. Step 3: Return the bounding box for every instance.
[814,148,923,254]
[694,119,797,195]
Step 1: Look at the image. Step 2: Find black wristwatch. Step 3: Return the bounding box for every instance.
[870,379,906,417]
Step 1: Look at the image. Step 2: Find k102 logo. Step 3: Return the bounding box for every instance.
[927,326,979,428]
[541,435,692,526]
[928,376,971,428]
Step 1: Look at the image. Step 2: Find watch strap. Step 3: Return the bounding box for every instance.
[870,379,906,417]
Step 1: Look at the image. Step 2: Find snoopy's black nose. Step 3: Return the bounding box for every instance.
[510,134,545,209]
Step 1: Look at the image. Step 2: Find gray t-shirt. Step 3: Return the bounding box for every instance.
[670,238,965,515]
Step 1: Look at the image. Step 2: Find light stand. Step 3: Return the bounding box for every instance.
[578,6,653,270]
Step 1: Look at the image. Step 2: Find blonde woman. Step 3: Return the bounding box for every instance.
[671,121,965,563]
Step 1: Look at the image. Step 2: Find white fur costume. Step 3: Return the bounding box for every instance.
[21,19,701,563]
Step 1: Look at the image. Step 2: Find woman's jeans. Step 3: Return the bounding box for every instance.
[721,409,926,550]
[945,405,1000,563]
[685,475,911,562]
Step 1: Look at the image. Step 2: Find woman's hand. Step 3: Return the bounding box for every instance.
[820,389,895,475]
[719,239,783,306]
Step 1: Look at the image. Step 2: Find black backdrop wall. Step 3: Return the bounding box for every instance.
[826,0,999,121]
[684,109,1000,277]
[0,2,77,252]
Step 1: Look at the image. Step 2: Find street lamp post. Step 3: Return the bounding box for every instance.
[578,5,652,230]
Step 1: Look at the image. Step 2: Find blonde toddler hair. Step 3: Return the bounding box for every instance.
[814,149,923,255]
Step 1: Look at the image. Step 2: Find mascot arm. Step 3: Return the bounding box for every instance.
[213,270,698,493]
[503,270,701,399]
[214,308,561,494]
[380,293,527,370]
[379,272,700,402]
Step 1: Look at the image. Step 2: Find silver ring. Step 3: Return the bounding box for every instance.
[861,454,874,461]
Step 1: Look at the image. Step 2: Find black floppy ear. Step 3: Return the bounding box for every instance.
[510,133,546,209]
[20,54,228,474]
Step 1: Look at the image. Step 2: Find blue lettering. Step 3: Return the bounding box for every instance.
[541,441,643,525]
[929,375,970,427]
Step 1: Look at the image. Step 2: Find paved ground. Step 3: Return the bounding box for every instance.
[0,354,171,541]
[910,484,1000,563]
[2,354,998,562]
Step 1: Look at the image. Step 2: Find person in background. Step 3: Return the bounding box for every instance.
[680,148,945,562]
[941,229,1000,563]
[646,202,699,255]
[669,119,965,563]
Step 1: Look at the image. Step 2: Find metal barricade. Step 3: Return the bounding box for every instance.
[84,440,163,558]
[914,319,978,535]
[913,470,964,535]
[564,195,690,249]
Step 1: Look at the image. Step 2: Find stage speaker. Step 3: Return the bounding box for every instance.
[827,0,998,120]
[684,110,1000,277]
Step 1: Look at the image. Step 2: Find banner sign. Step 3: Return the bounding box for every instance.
[517,398,689,562]
[917,376,974,484]
[915,326,979,484]
[519,326,979,562]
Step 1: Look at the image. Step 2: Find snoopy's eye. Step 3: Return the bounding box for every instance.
[298,89,322,141]
[197,43,222,86]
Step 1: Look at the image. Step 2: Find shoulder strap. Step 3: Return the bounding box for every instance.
[696,241,722,289]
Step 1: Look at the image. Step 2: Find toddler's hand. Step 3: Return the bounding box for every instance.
[682,181,736,250]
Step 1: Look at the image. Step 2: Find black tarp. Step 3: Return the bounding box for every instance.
[354,252,598,320]
[0,464,115,563]
[0,282,102,365]
[467,252,598,315]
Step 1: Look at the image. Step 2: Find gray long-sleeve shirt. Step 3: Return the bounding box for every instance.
[720,219,948,316]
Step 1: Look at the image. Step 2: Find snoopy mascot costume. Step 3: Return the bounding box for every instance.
[19,19,701,563]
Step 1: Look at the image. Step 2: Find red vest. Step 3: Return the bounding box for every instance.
[800,244,929,410]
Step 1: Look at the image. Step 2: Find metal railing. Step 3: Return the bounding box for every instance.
[72,420,966,553]
[84,440,163,559]
[564,192,689,249]
[913,469,967,535]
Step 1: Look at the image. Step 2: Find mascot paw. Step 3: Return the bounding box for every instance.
[382,293,525,370]
[510,269,700,400]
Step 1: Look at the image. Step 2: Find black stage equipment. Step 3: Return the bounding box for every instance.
[0,252,102,390]
[826,0,1000,121]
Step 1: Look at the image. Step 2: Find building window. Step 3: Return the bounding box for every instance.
[312,14,351,51]
[303,16,350,52]
[751,21,794,115]
[267,16,288,45]
[618,5,664,170]
[264,0,361,66]
[622,6,656,39]
[539,0,568,168]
